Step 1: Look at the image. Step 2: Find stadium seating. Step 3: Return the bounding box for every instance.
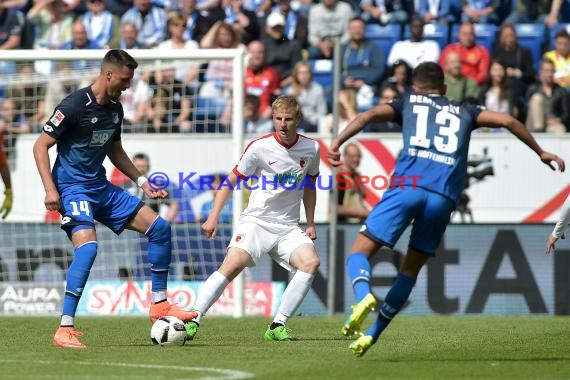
[193,97,227,133]
[365,24,402,58]
[403,23,450,51]
[514,23,546,70]
[548,23,570,49]
[450,23,498,53]
[309,59,334,90]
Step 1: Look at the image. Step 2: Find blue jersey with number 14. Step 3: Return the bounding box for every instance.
[42,86,123,189]
[387,94,484,203]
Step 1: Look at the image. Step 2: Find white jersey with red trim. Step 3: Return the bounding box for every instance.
[233,132,320,225]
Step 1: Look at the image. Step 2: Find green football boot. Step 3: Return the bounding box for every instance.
[263,325,296,341]
[184,321,199,340]
[341,293,377,337]
[349,335,374,357]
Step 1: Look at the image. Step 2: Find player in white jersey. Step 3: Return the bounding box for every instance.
[185,95,321,341]
[546,192,570,254]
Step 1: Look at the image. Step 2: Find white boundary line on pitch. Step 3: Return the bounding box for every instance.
[0,359,254,380]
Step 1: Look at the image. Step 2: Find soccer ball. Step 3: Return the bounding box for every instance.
[150,316,187,346]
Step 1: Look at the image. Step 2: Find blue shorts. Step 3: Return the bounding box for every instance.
[361,187,455,256]
[58,181,144,239]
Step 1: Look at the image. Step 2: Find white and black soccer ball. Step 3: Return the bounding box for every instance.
[151,316,187,346]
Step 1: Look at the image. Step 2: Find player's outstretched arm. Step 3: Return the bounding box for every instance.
[476,110,565,172]
[303,176,317,240]
[32,132,60,211]
[328,104,395,166]
[107,140,167,199]
[546,191,570,254]
[201,172,238,239]
[0,161,12,219]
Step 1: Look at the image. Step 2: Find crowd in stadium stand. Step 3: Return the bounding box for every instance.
[0,0,569,139]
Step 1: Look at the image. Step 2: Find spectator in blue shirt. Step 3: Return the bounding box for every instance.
[417,0,454,24]
[60,21,101,71]
[340,17,385,108]
[121,0,167,48]
[80,0,120,48]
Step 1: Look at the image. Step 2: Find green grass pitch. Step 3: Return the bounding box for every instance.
[0,316,568,380]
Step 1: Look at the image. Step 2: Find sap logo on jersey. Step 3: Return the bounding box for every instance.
[90,129,115,146]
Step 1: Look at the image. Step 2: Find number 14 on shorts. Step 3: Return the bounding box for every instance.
[70,200,91,216]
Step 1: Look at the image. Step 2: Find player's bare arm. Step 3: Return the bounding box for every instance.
[546,192,570,254]
[107,140,168,199]
[328,105,396,166]
[303,176,317,240]
[0,156,13,219]
[476,110,566,172]
[202,171,238,239]
[32,132,60,211]
[0,160,11,192]
[546,234,560,255]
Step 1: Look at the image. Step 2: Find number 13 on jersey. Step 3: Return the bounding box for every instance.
[409,105,461,154]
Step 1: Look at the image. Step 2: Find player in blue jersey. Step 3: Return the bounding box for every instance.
[32,49,197,349]
[327,62,566,357]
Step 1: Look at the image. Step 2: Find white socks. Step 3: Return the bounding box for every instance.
[192,271,229,324]
[60,315,74,326]
[152,291,167,303]
[192,270,314,326]
[272,270,314,326]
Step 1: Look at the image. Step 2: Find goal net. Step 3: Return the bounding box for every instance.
[0,49,272,317]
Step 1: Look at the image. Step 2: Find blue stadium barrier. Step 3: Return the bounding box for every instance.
[365,24,402,57]
[403,23,450,51]
[451,23,498,53]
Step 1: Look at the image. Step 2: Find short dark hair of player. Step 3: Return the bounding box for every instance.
[272,95,303,122]
[412,62,445,91]
[101,49,138,71]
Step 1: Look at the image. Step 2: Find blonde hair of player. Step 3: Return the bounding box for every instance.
[271,95,303,122]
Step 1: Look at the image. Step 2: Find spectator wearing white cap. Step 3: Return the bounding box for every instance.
[264,0,309,48]
[261,12,303,87]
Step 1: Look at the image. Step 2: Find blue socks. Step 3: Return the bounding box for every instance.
[367,272,416,342]
[146,217,172,295]
[346,253,371,302]
[62,241,98,318]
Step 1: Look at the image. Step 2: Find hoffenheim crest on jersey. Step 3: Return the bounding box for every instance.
[112,112,119,124]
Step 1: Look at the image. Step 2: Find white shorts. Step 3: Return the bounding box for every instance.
[227,216,314,272]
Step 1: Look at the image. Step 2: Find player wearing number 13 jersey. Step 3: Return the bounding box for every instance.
[32,50,197,349]
[327,62,566,357]
[389,91,482,203]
